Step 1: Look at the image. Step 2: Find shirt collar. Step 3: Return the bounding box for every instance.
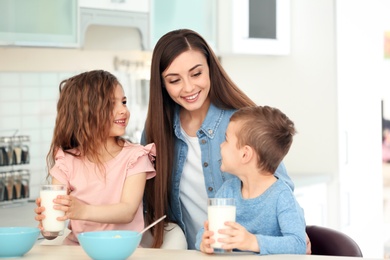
[173,103,225,139]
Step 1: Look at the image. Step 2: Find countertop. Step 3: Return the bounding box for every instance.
[0,200,37,227]
[14,245,385,260]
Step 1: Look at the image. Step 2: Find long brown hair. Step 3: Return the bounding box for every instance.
[46,70,122,176]
[144,29,256,248]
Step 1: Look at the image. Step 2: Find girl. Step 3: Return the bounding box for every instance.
[35,70,156,245]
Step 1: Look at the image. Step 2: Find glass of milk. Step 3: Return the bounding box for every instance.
[207,198,236,253]
[40,184,67,237]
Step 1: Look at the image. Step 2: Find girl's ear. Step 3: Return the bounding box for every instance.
[241,145,254,164]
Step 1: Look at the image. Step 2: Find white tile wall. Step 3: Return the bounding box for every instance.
[0,72,77,200]
[0,71,146,201]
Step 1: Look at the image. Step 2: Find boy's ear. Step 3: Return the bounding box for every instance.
[241,145,253,163]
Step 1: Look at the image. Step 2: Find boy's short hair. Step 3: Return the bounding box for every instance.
[230,106,296,173]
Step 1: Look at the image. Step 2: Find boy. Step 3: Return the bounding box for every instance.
[195,106,306,255]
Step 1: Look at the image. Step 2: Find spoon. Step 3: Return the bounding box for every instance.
[139,215,167,235]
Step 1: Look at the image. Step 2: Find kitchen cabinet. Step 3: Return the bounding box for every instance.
[78,0,149,49]
[0,0,78,47]
[217,0,290,55]
[80,7,149,50]
[79,0,148,13]
[0,0,148,49]
[150,0,217,50]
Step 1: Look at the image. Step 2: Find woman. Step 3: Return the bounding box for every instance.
[142,29,297,250]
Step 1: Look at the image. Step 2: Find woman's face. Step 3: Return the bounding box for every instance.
[109,84,130,137]
[162,50,210,112]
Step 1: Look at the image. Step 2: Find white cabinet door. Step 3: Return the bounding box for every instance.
[79,0,148,13]
[336,1,384,258]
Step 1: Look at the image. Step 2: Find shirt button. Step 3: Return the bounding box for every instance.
[208,129,213,135]
[208,187,213,191]
[203,162,209,167]
[201,139,206,144]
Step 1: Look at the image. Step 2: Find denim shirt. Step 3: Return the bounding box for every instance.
[142,103,294,239]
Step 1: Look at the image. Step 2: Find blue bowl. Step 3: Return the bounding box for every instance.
[78,230,141,260]
[0,227,40,258]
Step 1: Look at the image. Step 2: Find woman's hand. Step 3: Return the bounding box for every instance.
[306,233,312,254]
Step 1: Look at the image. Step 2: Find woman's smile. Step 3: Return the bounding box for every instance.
[181,91,200,103]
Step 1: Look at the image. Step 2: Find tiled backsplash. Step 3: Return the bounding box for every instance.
[0,71,145,200]
[0,72,77,199]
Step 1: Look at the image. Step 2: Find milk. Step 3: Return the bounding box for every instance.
[208,199,236,250]
[40,185,67,235]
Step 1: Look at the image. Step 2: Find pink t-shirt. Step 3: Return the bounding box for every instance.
[50,141,156,245]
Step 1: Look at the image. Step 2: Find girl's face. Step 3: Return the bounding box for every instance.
[162,50,210,112]
[220,121,242,175]
[109,85,130,137]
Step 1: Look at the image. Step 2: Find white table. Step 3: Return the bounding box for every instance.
[17,245,383,260]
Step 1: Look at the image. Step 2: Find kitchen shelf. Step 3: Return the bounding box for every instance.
[0,134,31,207]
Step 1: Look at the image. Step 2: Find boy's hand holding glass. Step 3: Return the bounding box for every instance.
[206,198,236,253]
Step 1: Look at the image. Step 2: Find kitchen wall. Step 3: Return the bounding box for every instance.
[0,71,72,198]
[0,48,151,199]
[218,0,338,176]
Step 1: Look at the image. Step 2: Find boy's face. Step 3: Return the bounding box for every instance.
[220,121,242,175]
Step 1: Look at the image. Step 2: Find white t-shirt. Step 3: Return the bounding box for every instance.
[179,128,208,249]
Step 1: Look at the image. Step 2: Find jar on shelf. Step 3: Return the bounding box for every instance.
[20,136,30,164]
[0,137,13,166]
[0,172,5,202]
[13,170,22,199]
[11,136,22,165]
[20,169,30,199]
[11,136,30,165]
[4,171,14,200]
